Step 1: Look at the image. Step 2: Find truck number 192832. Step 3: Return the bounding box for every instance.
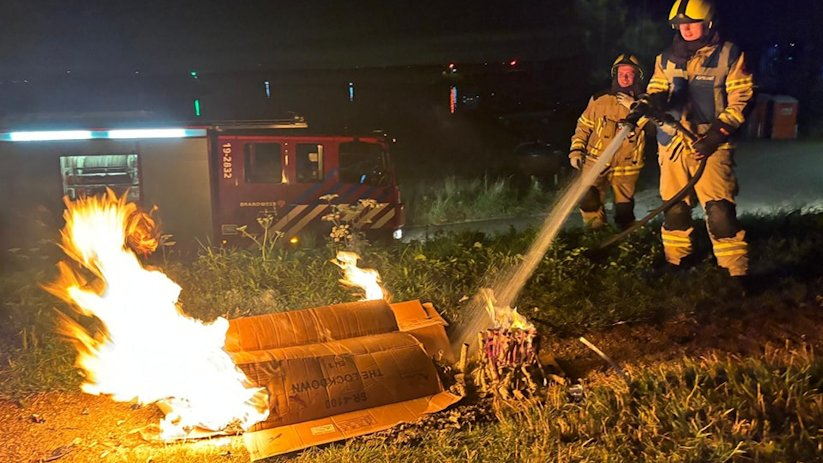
[222,143,233,179]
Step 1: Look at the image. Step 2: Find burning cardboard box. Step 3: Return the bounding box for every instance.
[47,191,461,461]
[226,299,461,460]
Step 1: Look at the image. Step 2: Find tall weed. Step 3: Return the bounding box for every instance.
[404,175,554,225]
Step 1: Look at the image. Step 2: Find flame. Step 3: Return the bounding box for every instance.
[333,251,386,301]
[45,190,268,439]
[480,288,534,330]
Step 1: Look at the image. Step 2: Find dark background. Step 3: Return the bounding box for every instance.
[0,0,820,177]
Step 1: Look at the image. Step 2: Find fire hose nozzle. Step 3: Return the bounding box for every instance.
[620,96,652,129]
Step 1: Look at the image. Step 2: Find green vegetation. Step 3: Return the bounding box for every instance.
[1,211,822,462]
[403,175,555,226]
[279,345,823,463]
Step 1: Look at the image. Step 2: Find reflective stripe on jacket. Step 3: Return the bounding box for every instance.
[647,40,754,147]
[569,92,646,169]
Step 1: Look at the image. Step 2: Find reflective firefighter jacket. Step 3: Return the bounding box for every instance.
[569,92,646,177]
[647,40,754,147]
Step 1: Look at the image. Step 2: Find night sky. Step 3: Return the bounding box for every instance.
[0,0,823,98]
[0,1,575,77]
[1,0,817,79]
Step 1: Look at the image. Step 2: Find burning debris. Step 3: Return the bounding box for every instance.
[45,190,269,440]
[332,250,387,301]
[41,191,459,459]
[471,289,548,400]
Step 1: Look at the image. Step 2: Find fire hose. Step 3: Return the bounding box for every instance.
[591,110,704,253]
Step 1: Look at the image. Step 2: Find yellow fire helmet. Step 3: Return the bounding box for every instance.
[611,54,644,81]
[669,0,715,25]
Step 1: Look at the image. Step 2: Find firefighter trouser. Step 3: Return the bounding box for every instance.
[580,161,639,230]
[658,144,748,276]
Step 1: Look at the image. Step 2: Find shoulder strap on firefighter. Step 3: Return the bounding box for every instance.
[661,52,687,71]
[726,42,742,68]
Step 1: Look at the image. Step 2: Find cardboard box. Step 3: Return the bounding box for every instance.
[226,300,460,460]
[390,300,454,363]
[243,392,459,459]
[233,332,447,429]
[225,299,399,352]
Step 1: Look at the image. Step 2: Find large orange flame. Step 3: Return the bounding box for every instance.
[333,251,386,301]
[45,190,269,439]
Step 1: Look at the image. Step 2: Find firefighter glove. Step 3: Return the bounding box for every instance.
[616,92,635,110]
[569,151,584,170]
[691,120,732,160]
[622,94,654,127]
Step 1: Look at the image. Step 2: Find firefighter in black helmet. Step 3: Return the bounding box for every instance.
[643,0,754,278]
[569,53,649,230]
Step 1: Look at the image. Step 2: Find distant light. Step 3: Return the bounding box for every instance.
[7,131,92,142]
[0,128,207,142]
[348,82,355,102]
[190,70,198,79]
[107,129,206,139]
[289,236,299,245]
[194,98,201,117]
[450,85,458,114]
[509,59,518,66]
[264,80,271,98]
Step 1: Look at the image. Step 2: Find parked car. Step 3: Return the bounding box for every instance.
[498,106,577,191]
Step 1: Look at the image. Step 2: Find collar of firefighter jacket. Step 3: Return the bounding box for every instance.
[667,31,720,65]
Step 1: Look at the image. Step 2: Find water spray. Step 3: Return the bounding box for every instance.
[451,124,634,352]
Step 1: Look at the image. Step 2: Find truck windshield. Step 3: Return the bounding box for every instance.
[244,143,283,183]
[338,141,389,186]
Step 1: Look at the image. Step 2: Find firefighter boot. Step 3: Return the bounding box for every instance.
[614,201,636,231]
[580,186,607,229]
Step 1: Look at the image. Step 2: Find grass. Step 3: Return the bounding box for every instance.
[403,175,555,226]
[3,212,823,387]
[274,345,823,463]
[1,211,822,461]
[52,345,818,463]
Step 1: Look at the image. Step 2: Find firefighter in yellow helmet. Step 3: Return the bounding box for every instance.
[569,53,648,229]
[643,0,754,277]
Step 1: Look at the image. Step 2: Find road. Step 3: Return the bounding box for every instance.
[404,139,823,241]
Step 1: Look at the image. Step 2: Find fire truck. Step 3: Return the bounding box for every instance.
[0,117,404,254]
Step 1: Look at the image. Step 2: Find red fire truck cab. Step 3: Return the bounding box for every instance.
[0,118,405,253]
[213,123,404,245]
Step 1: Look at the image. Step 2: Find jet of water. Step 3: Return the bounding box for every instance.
[451,126,632,351]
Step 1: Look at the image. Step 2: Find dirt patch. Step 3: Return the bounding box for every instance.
[0,392,249,462]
